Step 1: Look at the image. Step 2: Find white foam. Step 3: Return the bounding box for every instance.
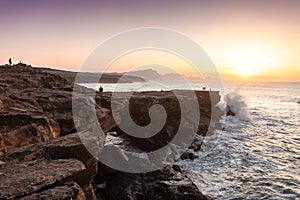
[218,89,252,121]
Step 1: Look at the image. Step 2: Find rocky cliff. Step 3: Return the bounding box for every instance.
[0,63,116,199]
[98,90,222,152]
[0,63,219,200]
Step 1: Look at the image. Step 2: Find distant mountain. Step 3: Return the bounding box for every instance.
[127,69,162,81]
[38,68,145,83]
[128,69,186,81]
[162,73,187,81]
[39,67,202,83]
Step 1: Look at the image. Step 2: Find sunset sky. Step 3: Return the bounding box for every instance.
[1,0,299,82]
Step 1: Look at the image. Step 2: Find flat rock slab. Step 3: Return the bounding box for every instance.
[0,132,100,200]
[0,159,85,199]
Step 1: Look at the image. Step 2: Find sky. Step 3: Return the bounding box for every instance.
[1,0,299,82]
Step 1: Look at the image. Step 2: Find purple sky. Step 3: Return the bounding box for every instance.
[1,0,299,80]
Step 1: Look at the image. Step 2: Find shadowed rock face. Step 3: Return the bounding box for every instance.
[98,91,222,152]
[96,166,213,200]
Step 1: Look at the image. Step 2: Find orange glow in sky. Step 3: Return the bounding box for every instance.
[1,1,299,82]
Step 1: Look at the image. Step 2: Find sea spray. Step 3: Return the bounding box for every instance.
[217,90,252,121]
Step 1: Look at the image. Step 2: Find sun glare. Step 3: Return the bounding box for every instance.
[227,41,276,77]
[240,70,252,77]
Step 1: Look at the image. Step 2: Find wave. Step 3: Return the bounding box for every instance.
[218,90,252,121]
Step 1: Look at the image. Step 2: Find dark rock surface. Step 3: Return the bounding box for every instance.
[96,166,212,200]
[98,91,222,152]
[19,182,86,200]
[180,152,199,160]
[226,108,235,116]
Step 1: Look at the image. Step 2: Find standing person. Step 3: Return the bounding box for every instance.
[8,58,12,65]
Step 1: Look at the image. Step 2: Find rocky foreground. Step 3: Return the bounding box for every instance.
[0,63,222,200]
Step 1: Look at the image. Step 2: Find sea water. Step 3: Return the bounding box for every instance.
[81,81,300,199]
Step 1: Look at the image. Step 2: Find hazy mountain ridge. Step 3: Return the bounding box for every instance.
[127,69,189,81]
[39,67,197,83]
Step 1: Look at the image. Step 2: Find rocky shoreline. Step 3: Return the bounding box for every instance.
[0,63,222,200]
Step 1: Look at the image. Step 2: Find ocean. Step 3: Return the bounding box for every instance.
[81,81,300,199]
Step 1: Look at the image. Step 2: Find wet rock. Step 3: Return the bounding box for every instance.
[96,166,211,200]
[226,108,235,116]
[180,152,199,160]
[172,164,182,172]
[189,139,203,152]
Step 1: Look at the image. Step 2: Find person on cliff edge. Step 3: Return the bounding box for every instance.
[8,58,12,65]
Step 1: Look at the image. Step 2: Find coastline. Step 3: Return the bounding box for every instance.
[0,63,223,200]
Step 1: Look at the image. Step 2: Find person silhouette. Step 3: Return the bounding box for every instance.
[99,86,103,92]
[9,58,12,65]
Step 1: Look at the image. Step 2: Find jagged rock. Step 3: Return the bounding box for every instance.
[19,182,86,200]
[96,166,212,200]
[172,164,182,172]
[226,108,235,116]
[189,139,203,152]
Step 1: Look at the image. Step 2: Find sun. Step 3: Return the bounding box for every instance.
[240,69,252,77]
[226,41,276,77]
